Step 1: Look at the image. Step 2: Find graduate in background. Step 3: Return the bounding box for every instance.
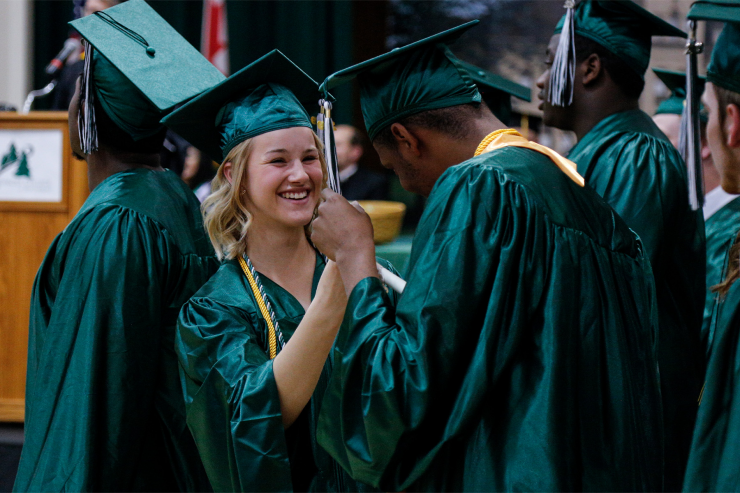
[456,59,532,127]
[162,50,395,492]
[12,1,225,490]
[310,22,663,492]
[683,8,740,490]
[653,68,740,358]
[536,2,706,488]
[334,124,389,201]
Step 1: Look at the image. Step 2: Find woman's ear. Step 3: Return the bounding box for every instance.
[223,161,233,184]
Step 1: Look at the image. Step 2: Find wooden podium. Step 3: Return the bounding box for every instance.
[0,111,88,422]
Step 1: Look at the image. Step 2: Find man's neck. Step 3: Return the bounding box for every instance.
[572,98,640,141]
[449,114,509,163]
[86,146,163,191]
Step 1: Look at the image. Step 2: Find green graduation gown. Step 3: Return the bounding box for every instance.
[176,255,396,492]
[702,197,740,356]
[316,145,663,491]
[683,274,740,491]
[14,168,219,492]
[567,109,706,491]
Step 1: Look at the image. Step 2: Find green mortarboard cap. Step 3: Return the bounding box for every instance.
[688,0,740,22]
[70,0,225,143]
[555,0,687,78]
[320,21,481,142]
[653,68,707,121]
[707,22,740,94]
[162,50,318,162]
[454,59,530,124]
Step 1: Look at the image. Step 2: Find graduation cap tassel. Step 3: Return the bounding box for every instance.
[315,97,406,293]
[316,99,326,153]
[682,20,704,210]
[323,101,342,194]
[548,0,577,107]
[78,39,98,155]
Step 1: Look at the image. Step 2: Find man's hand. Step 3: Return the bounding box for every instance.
[311,189,378,295]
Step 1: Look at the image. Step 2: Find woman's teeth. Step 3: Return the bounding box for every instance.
[280,191,308,200]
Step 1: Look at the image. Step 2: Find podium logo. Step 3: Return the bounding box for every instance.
[1,143,32,178]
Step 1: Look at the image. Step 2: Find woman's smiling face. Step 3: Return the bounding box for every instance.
[241,126,324,229]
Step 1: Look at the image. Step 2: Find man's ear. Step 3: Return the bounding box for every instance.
[390,122,422,157]
[223,161,233,184]
[725,103,740,149]
[581,53,601,87]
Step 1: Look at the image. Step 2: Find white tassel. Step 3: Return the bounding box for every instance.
[683,20,704,210]
[316,98,404,294]
[78,40,98,154]
[548,0,577,107]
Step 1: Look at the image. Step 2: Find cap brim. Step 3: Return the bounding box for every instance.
[653,67,706,97]
[688,0,740,22]
[455,59,531,102]
[320,20,479,92]
[162,49,322,162]
[618,0,687,37]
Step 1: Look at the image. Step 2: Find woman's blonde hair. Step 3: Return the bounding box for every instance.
[202,131,328,260]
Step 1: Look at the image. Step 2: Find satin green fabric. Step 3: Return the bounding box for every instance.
[568,109,706,491]
[708,22,740,94]
[93,52,164,140]
[358,45,481,141]
[13,169,219,492]
[554,0,686,77]
[176,255,397,492]
[653,68,707,122]
[162,50,319,162]
[702,197,740,356]
[217,83,312,159]
[455,59,531,126]
[69,0,225,141]
[688,0,740,23]
[684,273,740,491]
[317,145,663,491]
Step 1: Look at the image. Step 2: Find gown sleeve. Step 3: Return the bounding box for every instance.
[316,164,543,490]
[17,206,185,491]
[590,134,683,264]
[176,288,294,492]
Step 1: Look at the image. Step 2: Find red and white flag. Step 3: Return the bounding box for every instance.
[201,0,229,75]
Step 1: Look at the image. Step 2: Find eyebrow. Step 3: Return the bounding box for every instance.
[265,148,288,154]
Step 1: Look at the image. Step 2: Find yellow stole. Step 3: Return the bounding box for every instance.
[474,129,585,187]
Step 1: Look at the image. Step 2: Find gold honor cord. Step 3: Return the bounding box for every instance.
[238,256,278,359]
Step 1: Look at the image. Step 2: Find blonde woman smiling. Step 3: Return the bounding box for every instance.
[163,51,394,492]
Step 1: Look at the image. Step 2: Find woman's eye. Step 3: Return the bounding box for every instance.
[303,155,319,163]
[270,158,286,164]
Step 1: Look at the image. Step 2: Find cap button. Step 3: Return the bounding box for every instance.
[146,46,156,57]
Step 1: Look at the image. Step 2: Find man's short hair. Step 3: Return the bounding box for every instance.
[574,34,645,100]
[372,102,484,149]
[93,96,166,154]
[715,84,740,128]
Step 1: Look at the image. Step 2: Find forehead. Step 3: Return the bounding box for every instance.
[547,34,560,54]
[254,126,316,150]
[334,127,354,141]
[702,82,716,105]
